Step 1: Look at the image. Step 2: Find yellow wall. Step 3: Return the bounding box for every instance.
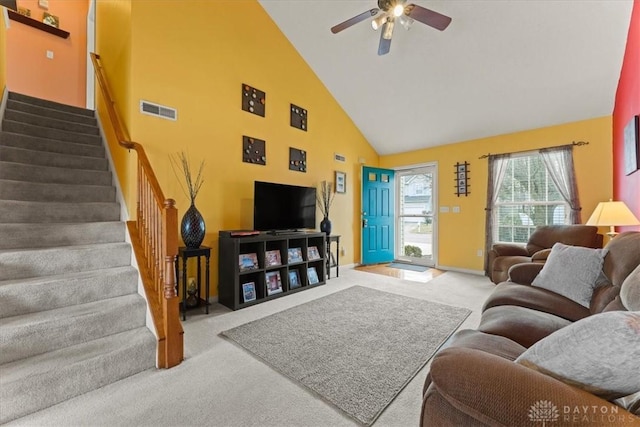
[381,116,613,272]
[0,7,6,93]
[95,0,135,218]
[96,0,378,298]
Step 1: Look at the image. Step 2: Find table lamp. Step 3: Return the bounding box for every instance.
[586,199,640,239]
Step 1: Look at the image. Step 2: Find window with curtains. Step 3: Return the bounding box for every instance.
[493,151,571,243]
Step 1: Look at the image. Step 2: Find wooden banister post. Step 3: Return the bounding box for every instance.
[161,199,183,368]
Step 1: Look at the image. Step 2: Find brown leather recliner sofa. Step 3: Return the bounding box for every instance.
[487,225,604,284]
[422,231,640,426]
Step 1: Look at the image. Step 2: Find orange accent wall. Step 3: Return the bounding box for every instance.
[614,0,640,225]
[6,0,88,107]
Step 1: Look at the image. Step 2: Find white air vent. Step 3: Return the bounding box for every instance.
[334,153,346,162]
[140,100,177,121]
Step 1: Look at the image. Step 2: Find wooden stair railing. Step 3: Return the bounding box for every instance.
[90,52,183,368]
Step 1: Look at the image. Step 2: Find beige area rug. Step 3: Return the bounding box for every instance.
[221,285,471,426]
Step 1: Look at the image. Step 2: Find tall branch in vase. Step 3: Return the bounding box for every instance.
[317,180,334,235]
[170,152,206,248]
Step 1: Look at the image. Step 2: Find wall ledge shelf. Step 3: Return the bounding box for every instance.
[7,9,70,39]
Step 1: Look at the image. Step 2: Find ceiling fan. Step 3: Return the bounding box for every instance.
[330,0,452,56]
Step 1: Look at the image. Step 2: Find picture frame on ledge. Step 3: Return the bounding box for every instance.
[265,271,283,296]
[239,253,259,272]
[307,246,321,260]
[265,249,281,266]
[242,282,256,303]
[623,115,639,175]
[288,270,301,289]
[307,267,319,285]
[288,247,303,263]
[42,11,59,28]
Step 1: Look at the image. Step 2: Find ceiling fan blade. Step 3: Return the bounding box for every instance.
[378,23,392,55]
[405,4,451,31]
[331,8,380,34]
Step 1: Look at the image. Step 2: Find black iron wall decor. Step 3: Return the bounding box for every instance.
[289,147,307,172]
[242,136,266,165]
[455,162,470,196]
[290,104,307,131]
[241,84,266,117]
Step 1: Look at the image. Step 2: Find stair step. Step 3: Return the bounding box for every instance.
[0,145,108,170]
[0,132,105,158]
[6,99,97,126]
[0,327,155,424]
[0,266,138,319]
[8,92,94,117]
[0,160,112,185]
[4,110,99,136]
[2,120,102,146]
[0,222,125,250]
[0,179,115,202]
[0,200,120,224]
[0,93,156,425]
[0,242,131,281]
[0,293,146,364]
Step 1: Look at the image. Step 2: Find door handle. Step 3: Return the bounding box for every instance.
[362,219,368,228]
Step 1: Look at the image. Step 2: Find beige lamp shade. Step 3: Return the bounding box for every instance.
[586,200,640,238]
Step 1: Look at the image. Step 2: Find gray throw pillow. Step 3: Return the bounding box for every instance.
[516,311,640,400]
[531,243,606,307]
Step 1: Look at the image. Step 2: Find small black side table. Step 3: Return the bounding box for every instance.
[326,235,341,279]
[175,246,211,320]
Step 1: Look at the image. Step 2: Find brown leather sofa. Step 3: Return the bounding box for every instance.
[487,224,603,284]
[422,231,640,426]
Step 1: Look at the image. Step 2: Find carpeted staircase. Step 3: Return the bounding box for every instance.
[0,92,156,423]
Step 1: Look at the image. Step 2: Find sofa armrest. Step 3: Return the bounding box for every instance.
[531,248,552,262]
[507,262,545,285]
[423,347,639,426]
[491,243,529,257]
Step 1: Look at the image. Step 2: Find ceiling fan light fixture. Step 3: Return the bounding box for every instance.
[398,14,413,30]
[371,14,388,30]
[382,19,395,40]
[392,4,404,17]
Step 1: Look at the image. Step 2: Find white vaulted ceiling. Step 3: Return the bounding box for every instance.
[258,0,633,155]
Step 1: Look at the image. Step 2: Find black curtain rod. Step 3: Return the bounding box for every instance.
[478,140,589,159]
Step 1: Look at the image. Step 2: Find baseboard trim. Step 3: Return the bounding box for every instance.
[435,265,485,276]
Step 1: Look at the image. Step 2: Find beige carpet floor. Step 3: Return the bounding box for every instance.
[7,267,494,427]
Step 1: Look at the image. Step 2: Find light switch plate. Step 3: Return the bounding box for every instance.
[46,50,54,59]
[38,0,49,9]
[440,206,450,213]
[452,206,460,213]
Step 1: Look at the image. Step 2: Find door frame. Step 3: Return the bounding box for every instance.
[394,162,438,267]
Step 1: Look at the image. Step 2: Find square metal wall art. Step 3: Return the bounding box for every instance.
[242,84,265,117]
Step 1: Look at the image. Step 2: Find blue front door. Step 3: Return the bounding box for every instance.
[361,166,395,264]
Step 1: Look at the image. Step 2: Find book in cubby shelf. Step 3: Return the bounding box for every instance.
[242,282,256,302]
[265,271,283,296]
[265,249,282,266]
[307,246,321,260]
[307,267,319,285]
[239,253,259,272]
[288,270,301,289]
[288,247,303,263]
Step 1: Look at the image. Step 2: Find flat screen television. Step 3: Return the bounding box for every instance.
[254,181,316,231]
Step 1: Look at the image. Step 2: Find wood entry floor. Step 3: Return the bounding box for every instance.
[354,263,445,283]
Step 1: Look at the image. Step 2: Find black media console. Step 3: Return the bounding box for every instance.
[218,231,327,310]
